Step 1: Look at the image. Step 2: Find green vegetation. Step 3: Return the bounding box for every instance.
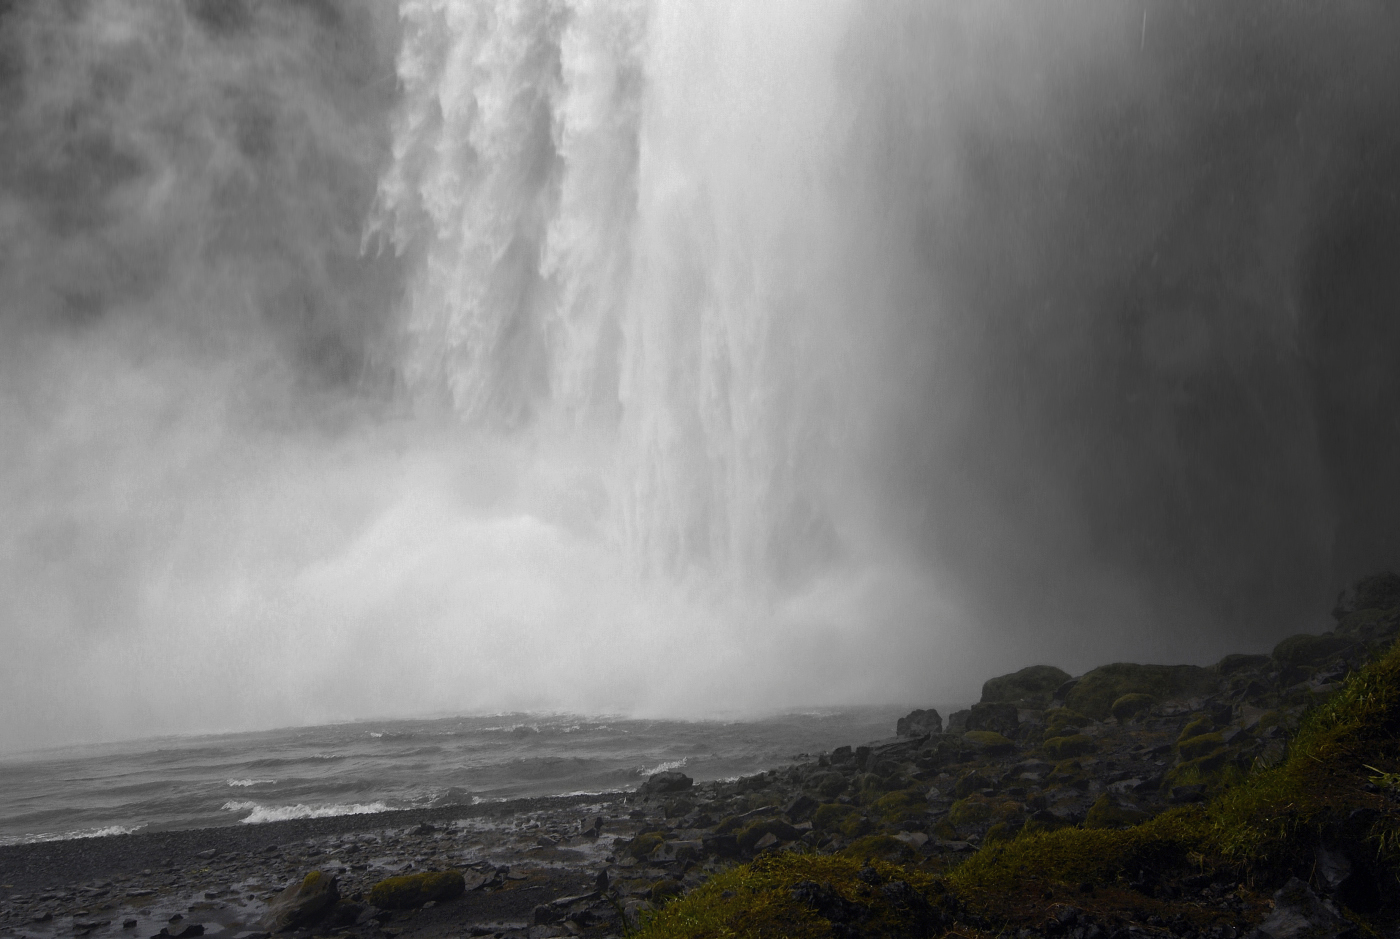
[1064,663,1218,720]
[1109,692,1155,722]
[629,853,951,939]
[961,730,1014,753]
[1041,734,1095,760]
[629,589,1400,936]
[367,870,466,909]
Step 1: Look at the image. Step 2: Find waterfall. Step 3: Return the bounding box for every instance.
[372,0,853,595]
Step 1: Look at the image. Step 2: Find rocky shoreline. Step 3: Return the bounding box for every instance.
[3,584,1399,939]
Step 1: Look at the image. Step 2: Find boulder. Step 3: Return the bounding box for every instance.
[1064,663,1219,720]
[638,770,693,796]
[896,708,943,737]
[1109,693,1156,722]
[965,702,1018,736]
[946,710,970,734]
[1247,877,1355,939]
[261,872,339,933]
[367,871,466,910]
[1214,653,1270,675]
[980,665,1072,708]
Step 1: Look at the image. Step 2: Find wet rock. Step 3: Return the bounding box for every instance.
[783,793,819,822]
[947,710,970,734]
[896,708,944,737]
[1247,877,1355,939]
[260,872,338,933]
[966,702,1019,736]
[639,770,694,797]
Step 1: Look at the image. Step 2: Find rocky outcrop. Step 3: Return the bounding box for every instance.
[980,665,1071,708]
[896,708,943,737]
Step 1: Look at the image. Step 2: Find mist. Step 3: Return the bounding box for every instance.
[2,0,1398,753]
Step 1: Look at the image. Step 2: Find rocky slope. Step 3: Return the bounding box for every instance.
[4,576,1400,939]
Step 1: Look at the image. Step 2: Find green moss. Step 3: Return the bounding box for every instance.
[1110,693,1155,722]
[948,808,1206,904]
[367,870,466,910]
[961,730,1015,753]
[873,788,927,825]
[980,664,1071,707]
[649,878,685,903]
[948,794,995,828]
[1178,716,1214,740]
[812,803,859,833]
[984,821,1021,844]
[1043,708,1091,738]
[1084,794,1151,829]
[629,852,946,939]
[1065,663,1218,720]
[807,772,848,799]
[625,832,668,860]
[1177,731,1225,761]
[1042,734,1096,760]
[953,771,993,798]
[736,818,802,852]
[841,833,919,862]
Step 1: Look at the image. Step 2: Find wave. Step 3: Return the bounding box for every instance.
[221,800,392,824]
[0,824,142,846]
[638,757,687,777]
[226,778,276,787]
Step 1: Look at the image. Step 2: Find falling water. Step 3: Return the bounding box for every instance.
[371,0,859,594]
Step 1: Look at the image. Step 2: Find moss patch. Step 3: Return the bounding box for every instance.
[367,870,466,909]
[630,853,951,939]
[1065,663,1218,720]
[961,730,1015,753]
[1042,734,1096,760]
[1110,693,1155,722]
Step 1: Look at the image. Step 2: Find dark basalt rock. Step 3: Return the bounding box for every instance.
[638,770,693,796]
[981,665,1072,708]
[896,708,943,737]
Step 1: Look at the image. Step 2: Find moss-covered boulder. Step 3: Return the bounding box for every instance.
[812,802,859,833]
[261,871,340,932]
[980,665,1072,708]
[1110,693,1155,722]
[1043,708,1091,737]
[1042,734,1096,760]
[624,831,668,859]
[1271,632,1358,670]
[1064,663,1218,720]
[367,870,465,910]
[1084,794,1151,829]
[873,788,928,825]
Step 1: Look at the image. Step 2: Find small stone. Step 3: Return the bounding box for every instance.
[123,921,138,929]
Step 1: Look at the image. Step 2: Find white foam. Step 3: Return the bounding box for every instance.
[226,778,276,787]
[0,824,142,846]
[221,800,392,824]
[638,757,687,776]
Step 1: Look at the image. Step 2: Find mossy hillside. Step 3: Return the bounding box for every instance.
[1041,734,1096,760]
[629,853,952,939]
[1064,663,1219,720]
[1206,634,1400,880]
[949,633,1400,921]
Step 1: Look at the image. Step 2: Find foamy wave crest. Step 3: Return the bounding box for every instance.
[1,824,142,846]
[638,758,687,776]
[226,778,276,787]
[221,800,391,824]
